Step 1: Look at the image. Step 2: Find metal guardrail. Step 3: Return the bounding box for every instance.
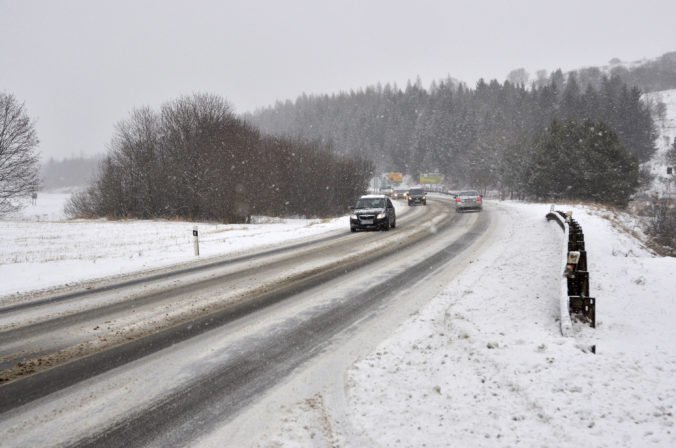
[546,207,596,338]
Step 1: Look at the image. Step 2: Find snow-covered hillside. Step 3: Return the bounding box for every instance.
[644,89,676,195]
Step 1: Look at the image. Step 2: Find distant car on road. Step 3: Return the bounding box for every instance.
[380,186,394,197]
[392,189,408,200]
[407,188,427,206]
[350,195,396,232]
[455,190,483,212]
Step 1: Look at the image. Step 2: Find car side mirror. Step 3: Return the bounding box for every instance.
[349,206,355,210]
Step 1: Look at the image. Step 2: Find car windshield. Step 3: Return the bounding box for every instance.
[409,189,423,195]
[355,198,386,209]
[459,191,479,196]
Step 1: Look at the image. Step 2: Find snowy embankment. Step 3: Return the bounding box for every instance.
[345,203,675,447]
[0,193,348,299]
[255,202,676,448]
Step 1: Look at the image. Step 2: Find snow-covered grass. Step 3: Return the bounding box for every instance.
[2,192,71,221]
[0,192,348,298]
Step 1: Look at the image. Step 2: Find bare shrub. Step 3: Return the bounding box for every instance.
[646,198,676,255]
[67,93,373,222]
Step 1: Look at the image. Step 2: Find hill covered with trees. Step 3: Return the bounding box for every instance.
[250,71,656,205]
[587,51,676,93]
[520,51,676,94]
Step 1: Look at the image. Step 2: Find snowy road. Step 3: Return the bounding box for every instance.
[2,197,675,447]
[0,199,434,385]
[0,196,495,446]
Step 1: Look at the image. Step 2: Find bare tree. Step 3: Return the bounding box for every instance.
[534,69,549,89]
[110,107,163,218]
[506,68,529,86]
[0,93,40,214]
[68,92,374,221]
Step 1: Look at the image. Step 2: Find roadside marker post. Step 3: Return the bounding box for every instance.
[193,226,200,256]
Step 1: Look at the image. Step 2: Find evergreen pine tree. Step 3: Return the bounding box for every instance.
[561,73,581,119]
[527,119,638,206]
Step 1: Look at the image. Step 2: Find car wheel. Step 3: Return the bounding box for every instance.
[391,219,396,228]
[408,202,412,206]
[350,227,357,232]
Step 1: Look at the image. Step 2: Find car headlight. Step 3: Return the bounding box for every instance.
[350,214,358,220]
[376,212,386,219]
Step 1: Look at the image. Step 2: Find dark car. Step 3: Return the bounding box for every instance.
[350,195,396,232]
[407,188,426,206]
[455,190,483,212]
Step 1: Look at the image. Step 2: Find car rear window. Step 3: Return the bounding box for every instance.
[459,191,479,196]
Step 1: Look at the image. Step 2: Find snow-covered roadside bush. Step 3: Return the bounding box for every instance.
[646,199,676,255]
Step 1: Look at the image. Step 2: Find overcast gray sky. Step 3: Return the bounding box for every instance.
[1,0,675,160]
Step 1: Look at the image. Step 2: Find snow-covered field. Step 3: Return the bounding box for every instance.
[2,194,675,447]
[0,193,347,298]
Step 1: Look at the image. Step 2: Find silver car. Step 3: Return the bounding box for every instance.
[455,190,483,212]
